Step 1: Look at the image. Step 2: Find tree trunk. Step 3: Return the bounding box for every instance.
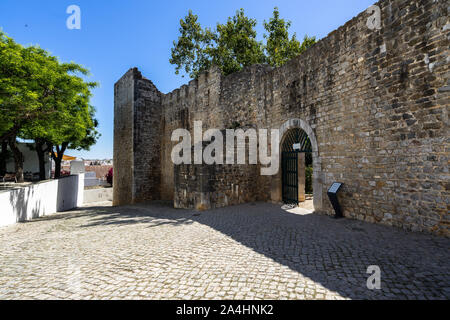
[35,139,49,181]
[54,157,62,179]
[52,142,68,179]
[0,124,20,145]
[0,140,8,176]
[7,137,24,183]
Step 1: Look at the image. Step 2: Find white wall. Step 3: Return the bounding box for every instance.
[70,160,85,174]
[0,174,84,227]
[84,187,113,204]
[5,143,51,179]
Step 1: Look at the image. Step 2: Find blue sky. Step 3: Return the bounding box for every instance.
[0,0,375,159]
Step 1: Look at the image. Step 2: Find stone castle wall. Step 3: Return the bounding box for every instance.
[173,138,263,210]
[114,0,449,236]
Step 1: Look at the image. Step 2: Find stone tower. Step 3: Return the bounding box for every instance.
[113,68,162,205]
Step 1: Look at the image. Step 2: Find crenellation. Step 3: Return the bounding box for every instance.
[179,85,188,99]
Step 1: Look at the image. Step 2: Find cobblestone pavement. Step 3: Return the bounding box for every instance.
[0,202,449,300]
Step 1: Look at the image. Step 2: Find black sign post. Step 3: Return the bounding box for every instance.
[327,182,343,219]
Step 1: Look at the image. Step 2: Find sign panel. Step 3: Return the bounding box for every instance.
[327,182,344,218]
[328,182,342,194]
[293,143,301,150]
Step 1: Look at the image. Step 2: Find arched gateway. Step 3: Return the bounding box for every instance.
[278,119,322,212]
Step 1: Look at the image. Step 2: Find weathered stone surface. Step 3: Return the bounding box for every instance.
[113,68,162,205]
[114,0,449,236]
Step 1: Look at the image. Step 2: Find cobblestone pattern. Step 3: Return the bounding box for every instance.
[0,203,448,300]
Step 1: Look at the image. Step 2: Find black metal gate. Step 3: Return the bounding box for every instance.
[282,151,299,205]
[281,128,313,205]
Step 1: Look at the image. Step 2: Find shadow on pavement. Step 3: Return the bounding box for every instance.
[74,201,450,300]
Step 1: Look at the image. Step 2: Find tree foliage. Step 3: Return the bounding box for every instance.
[170,10,215,78]
[263,7,316,67]
[212,9,266,76]
[170,8,316,78]
[0,31,99,181]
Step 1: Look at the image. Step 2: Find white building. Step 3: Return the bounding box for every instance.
[5,143,52,180]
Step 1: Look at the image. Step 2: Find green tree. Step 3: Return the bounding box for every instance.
[0,31,98,181]
[263,7,316,67]
[171,9,265,78]
[24,84,99,179]
[49,104,100,179]
[0,32,61,181]
[170,8,316,78]
[170,10,215,78]
[211,9,265,76]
